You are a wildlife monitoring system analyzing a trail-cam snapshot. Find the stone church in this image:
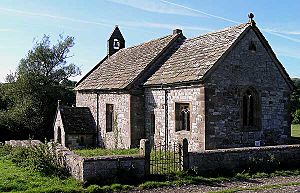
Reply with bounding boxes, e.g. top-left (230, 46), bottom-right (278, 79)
top-left (54, 14), bottom-right (294, 151)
